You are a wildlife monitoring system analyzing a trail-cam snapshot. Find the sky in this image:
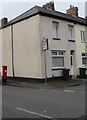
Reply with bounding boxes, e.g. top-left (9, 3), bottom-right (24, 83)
top-left (0, 0), bottom-right (87, 21)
